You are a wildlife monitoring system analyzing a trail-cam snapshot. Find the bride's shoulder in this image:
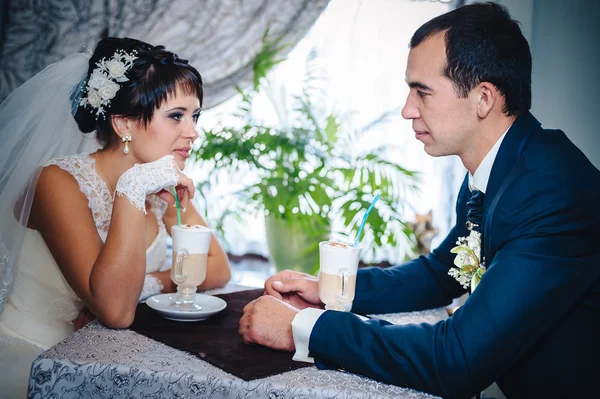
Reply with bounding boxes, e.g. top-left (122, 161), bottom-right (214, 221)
top-left (36, 155), bottom-right (95, 197)
top-left (42, 154), bottom-right (98, 189)
top-left (37, 161), bottom-right (83, 195)
top-left (45, 153), bottom-right (93, 172)
top-left (31, 156), bottom-right (98, 235)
